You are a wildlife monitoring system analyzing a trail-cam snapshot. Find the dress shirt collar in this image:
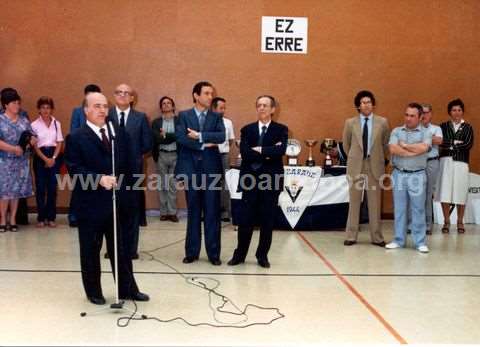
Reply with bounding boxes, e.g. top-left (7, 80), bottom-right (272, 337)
top-left (116, 106), bottom-right (130, 119)
top-left (258, 120), bottom-right (271, 133)
top-left (86, 120), bottom-right (108, 140)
